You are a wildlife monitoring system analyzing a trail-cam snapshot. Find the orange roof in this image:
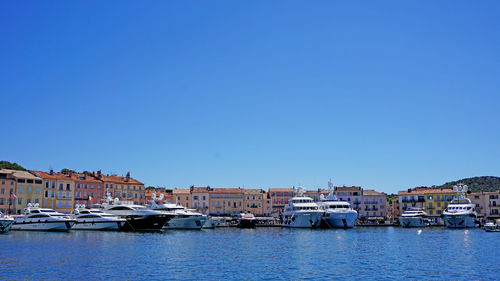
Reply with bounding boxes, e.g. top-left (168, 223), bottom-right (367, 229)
top-left (333, 186), bottom-right (362, 191)
top-left (191, 186), bottom-right (211, 193)
top-left (398, 188), bottom-right (455, 195)
top-left (31, 170), bottom-right (74, 181)
top-left (244, 189), bottom-right (265, 194)
top-left (172, 189), bottom-right (190, 194)
top-left (210, 188), bottom-right (244, 194)
top-left (98, 175), bottom-right (143, 185)
top-left (398, 188), bottom-right (430, 195)
top-left (69, 173), bottom-right (103, 183)
top-left (363, 189), bottom-right (385, 196)
top-left (268, 188), bottom-right (293, 192)
top-left (424, 189), bottom-right (455, 194)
